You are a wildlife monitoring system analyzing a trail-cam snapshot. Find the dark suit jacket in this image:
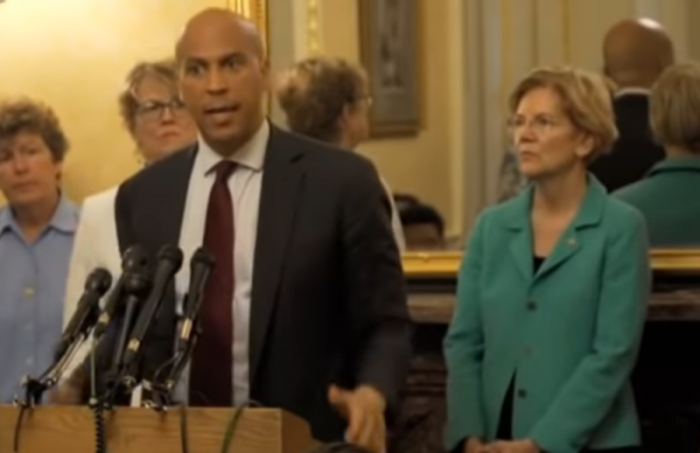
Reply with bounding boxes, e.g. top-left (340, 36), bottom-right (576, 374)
top-left (86, 124), bottom-right (411, 441)
top-left (589, 93), bottom-right (665, 192)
